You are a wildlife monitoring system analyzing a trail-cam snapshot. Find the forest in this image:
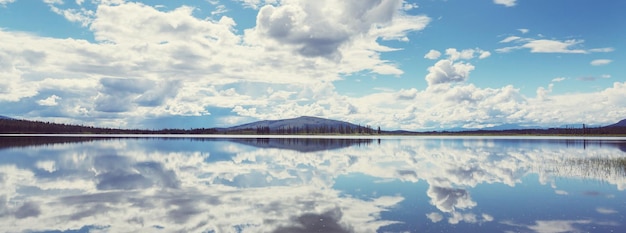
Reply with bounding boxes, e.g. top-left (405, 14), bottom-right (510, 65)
top-left (1, 118), bottom-right (625, 136)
